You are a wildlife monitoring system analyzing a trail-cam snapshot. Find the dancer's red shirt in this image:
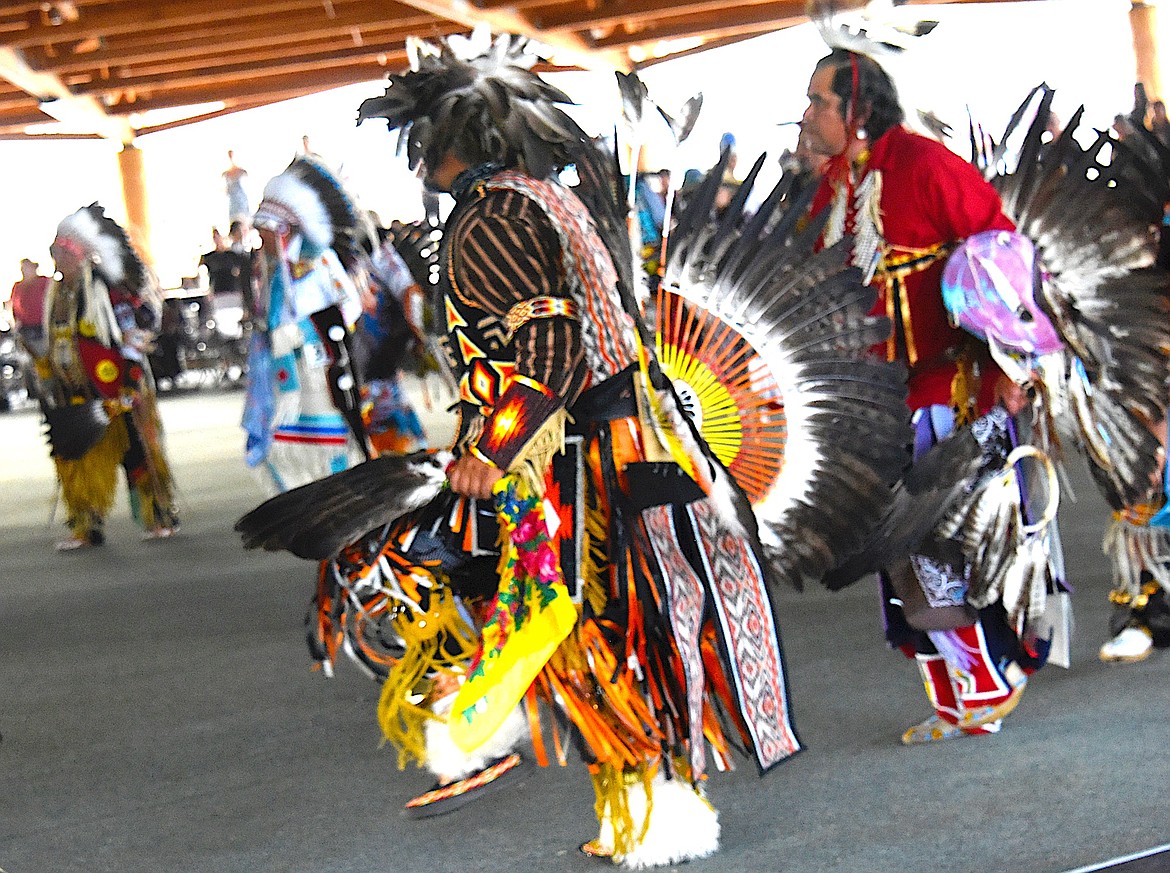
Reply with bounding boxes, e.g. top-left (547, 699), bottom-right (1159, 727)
top-left (812, 125), bottom-right (1015, 412)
